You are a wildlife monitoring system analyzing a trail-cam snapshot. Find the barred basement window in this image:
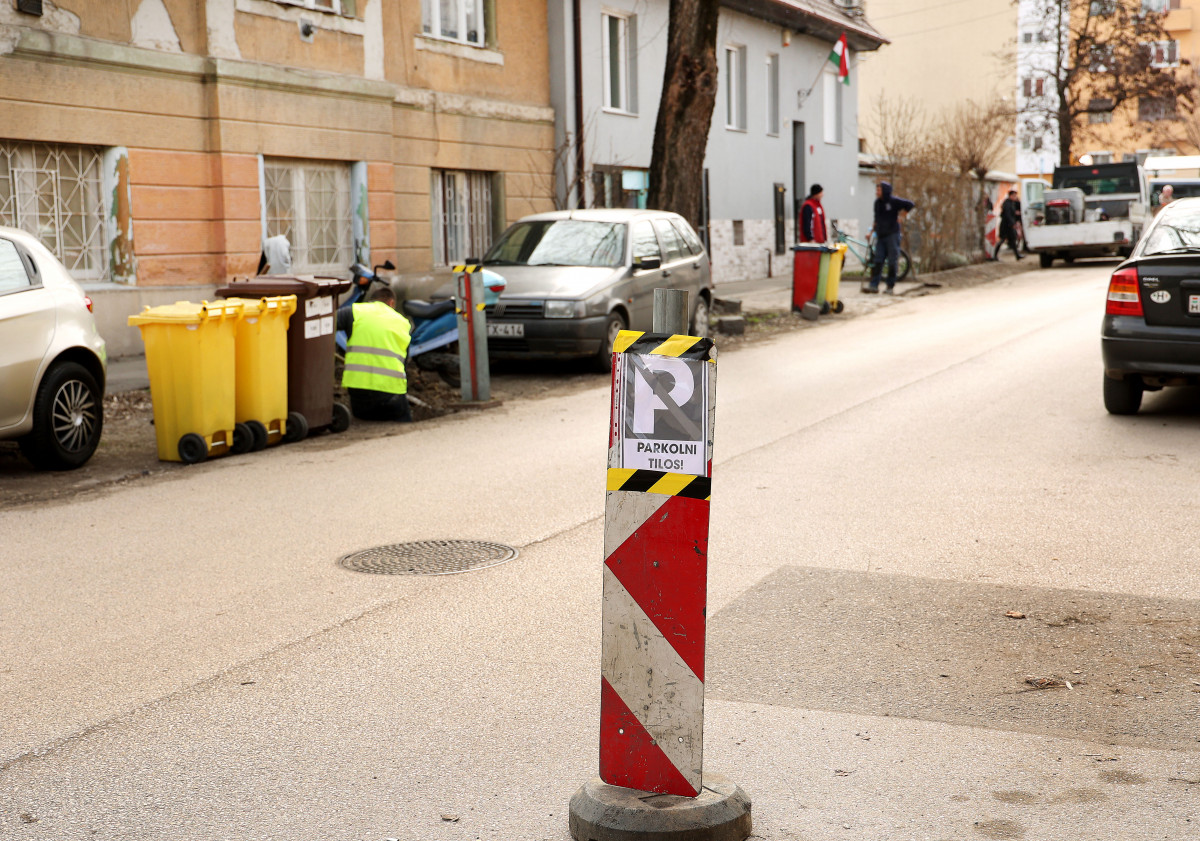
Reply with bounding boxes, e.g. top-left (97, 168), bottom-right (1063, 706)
top-left (263, 158), bottom-right (353, 274)
top-left (0, 141), bottom-right (107, 281)
top-left (432, 170), bottom-right (493, 266)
